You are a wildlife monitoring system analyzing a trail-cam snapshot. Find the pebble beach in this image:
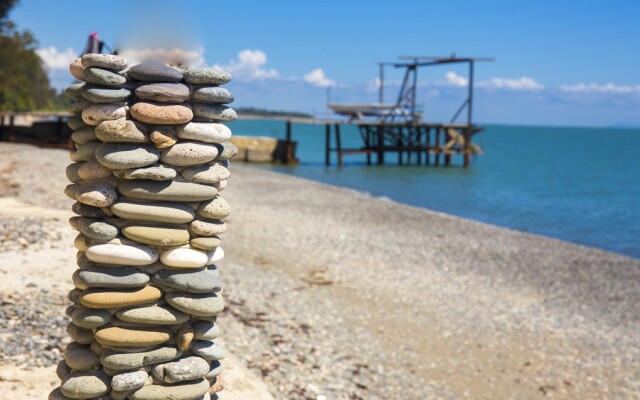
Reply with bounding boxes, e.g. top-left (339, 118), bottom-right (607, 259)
top-left (1, 142), bottom-right (639, 399)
